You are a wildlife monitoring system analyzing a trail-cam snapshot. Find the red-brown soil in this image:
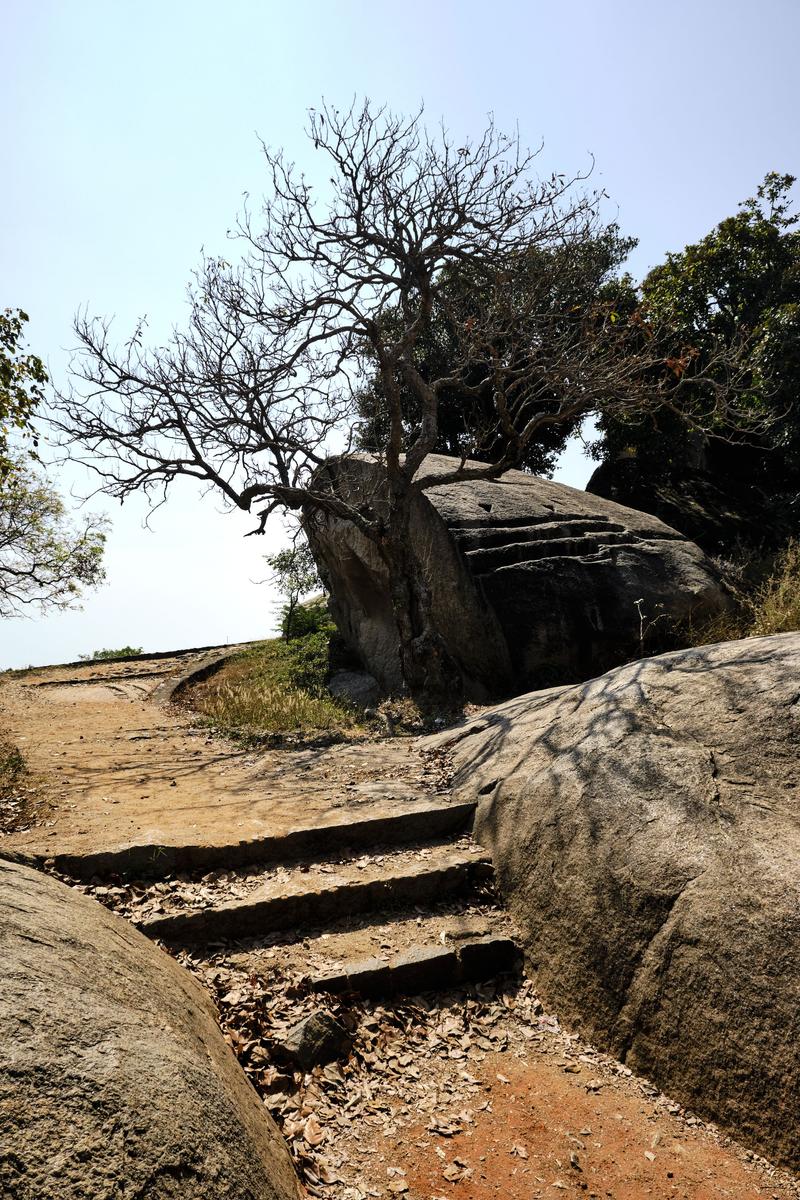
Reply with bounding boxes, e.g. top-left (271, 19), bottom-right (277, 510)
top-left (387, 1053), bottom-right (783, 1199)
top-left (1, 651), bottom-right (797, 1200)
